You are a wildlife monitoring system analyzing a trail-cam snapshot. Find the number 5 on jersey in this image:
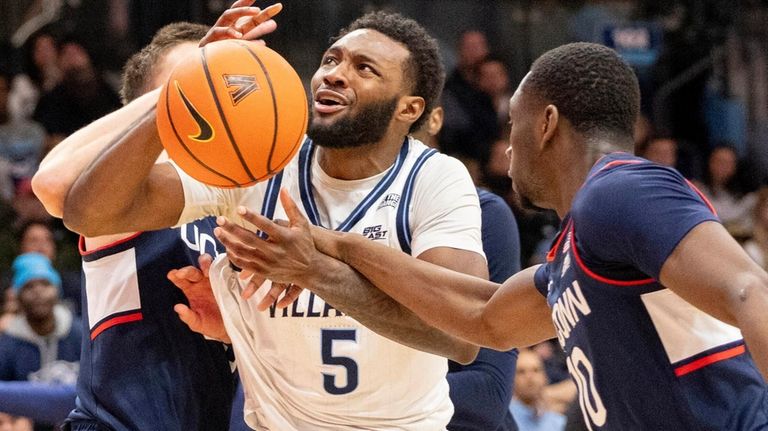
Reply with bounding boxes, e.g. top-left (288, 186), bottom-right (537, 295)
top-left (321, 329), bottom-right (359, 395)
